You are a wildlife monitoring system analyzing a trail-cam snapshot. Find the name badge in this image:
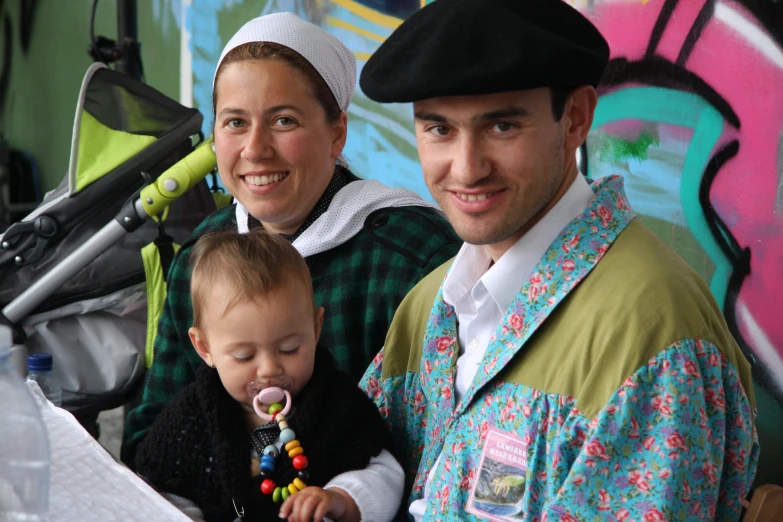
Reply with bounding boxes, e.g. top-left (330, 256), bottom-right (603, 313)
top-left (466, 426), bottom-right (529, 521)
